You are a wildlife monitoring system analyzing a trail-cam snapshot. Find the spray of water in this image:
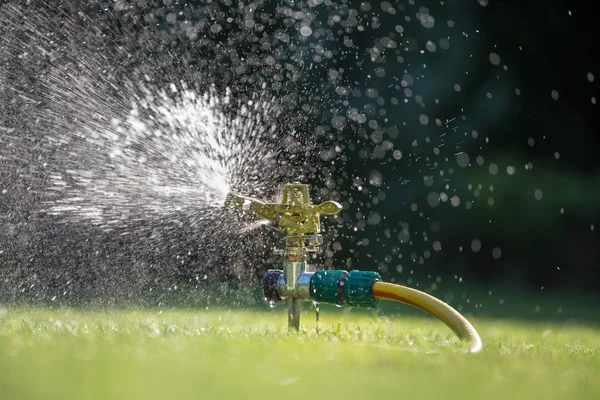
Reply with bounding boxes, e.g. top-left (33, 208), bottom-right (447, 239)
top-left (0, 1), bottom-right (317, 304)
top-left (1, 1), bottom-right (313, 237)
top-left (41, 83), bottom-right (286, 233)
top-left (1, 0), bottom-right (521, 308)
